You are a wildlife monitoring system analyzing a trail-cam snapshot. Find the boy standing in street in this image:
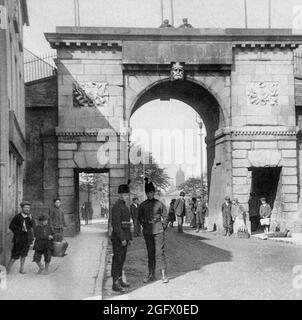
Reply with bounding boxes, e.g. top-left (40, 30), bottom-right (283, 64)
top-left (7, 201), bottom-right (34, 274)
top-left (49, 198), bottom-right (66, 241)
top-left (33, 214), bottom-right (54, 275)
